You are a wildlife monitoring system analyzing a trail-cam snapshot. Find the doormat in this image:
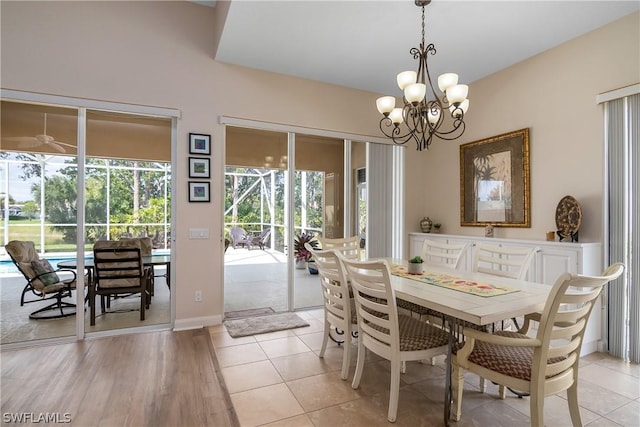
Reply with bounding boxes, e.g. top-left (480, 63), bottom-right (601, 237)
top-left (224, 312), bottom-right (310, 338)
top-left (224, 307), bottom-right (275, 320)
